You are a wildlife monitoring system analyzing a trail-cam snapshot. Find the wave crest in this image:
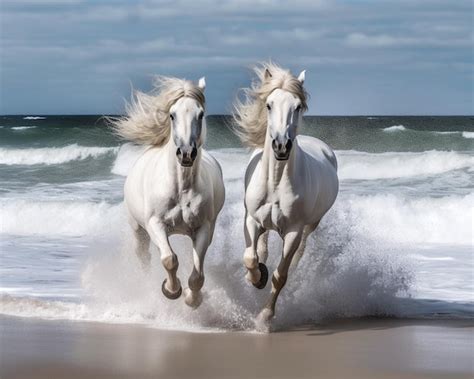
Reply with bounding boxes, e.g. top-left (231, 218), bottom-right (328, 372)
top-left (0, 201), bottom-right (124, 236)
top-left (338, 150), bottom-right (474, 180)
top-left (383, 125), bottom-right (406, 132)
top-left (0, 144), bottom-right (118, 165)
